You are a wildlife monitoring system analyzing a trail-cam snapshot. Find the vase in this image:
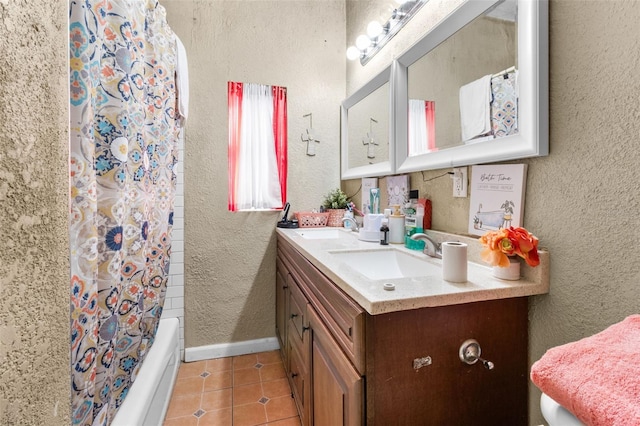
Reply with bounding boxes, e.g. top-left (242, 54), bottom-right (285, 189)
top-left (326, 209), bottom-right (345, 227)
top-left (492, 256), bottom-right (521, 280)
